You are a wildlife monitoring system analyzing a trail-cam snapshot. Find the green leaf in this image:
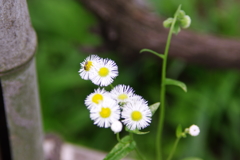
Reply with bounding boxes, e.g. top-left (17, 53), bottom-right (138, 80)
top-left (176, 124), bottom-right (182, 138)
top-left (165, 78), bottom-right (187, 92)
top-left (149, 102), bottom-right (160, 115)
top-left (140, 49), bottom-right (165, 59)
top-left (125, 127), bottom-right (149, 135)
top-left (104, 136), bottom-right (136, 160)
top-left (181, 157), bottom-right (203, 160)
